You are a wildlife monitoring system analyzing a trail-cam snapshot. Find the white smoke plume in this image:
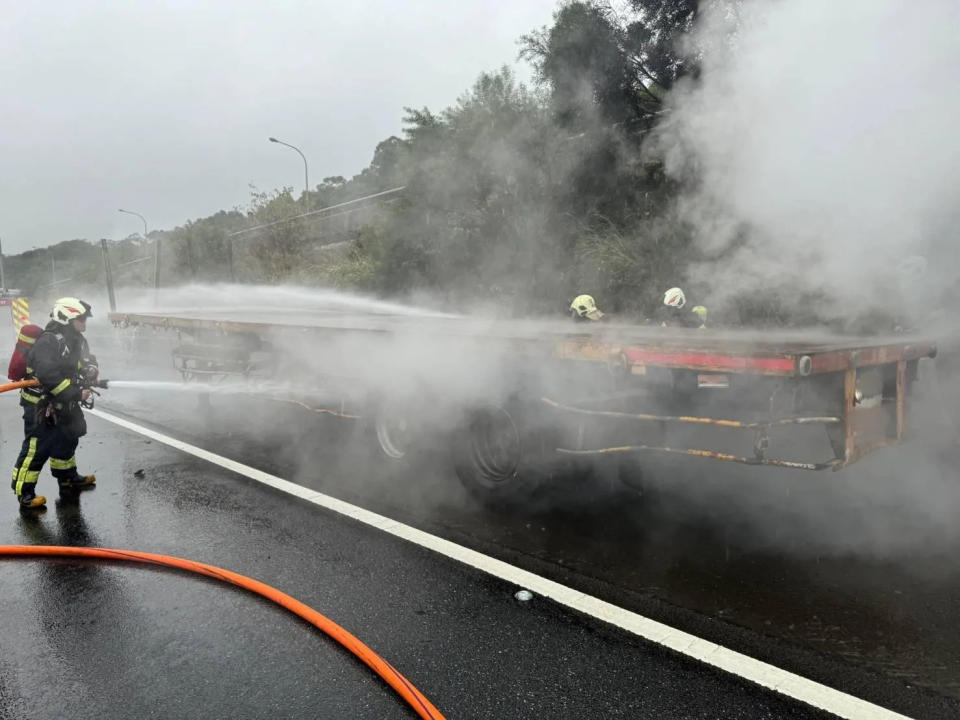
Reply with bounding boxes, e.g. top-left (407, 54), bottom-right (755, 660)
top-left (655, 0), bottom-right (960, 327)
